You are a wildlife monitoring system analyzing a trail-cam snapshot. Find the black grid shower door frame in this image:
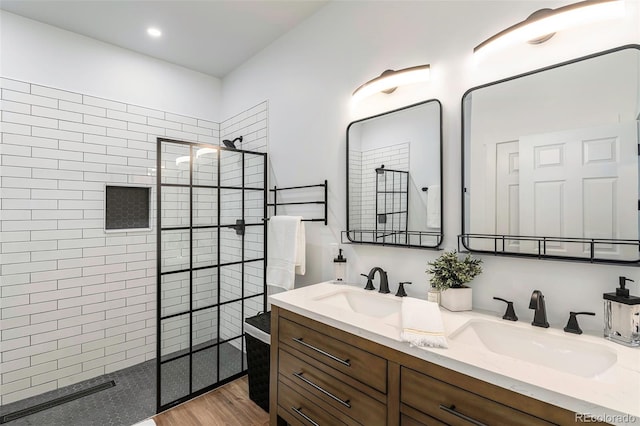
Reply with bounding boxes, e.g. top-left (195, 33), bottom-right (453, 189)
top-left (375, 168), bottom-right (409, 243)
top-left (155, 137), bottom-right (267, 413)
